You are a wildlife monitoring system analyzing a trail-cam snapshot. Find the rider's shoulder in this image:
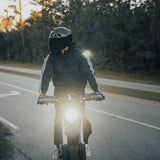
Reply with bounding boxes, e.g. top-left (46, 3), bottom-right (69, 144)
top-left (43, 53), bottom-right (55, 63)
top-left (69, 43), bottom-right (82, 55)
